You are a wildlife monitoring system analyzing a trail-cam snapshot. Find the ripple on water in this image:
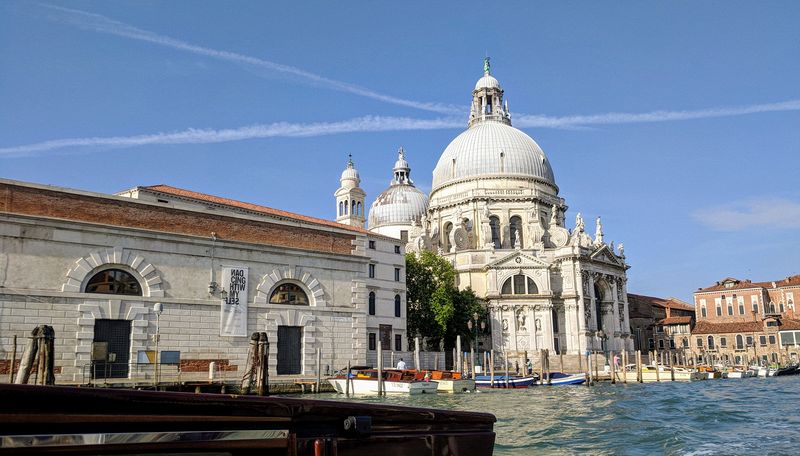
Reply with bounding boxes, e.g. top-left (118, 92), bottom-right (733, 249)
top-left (311, 376), bottom-right (800, 455)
